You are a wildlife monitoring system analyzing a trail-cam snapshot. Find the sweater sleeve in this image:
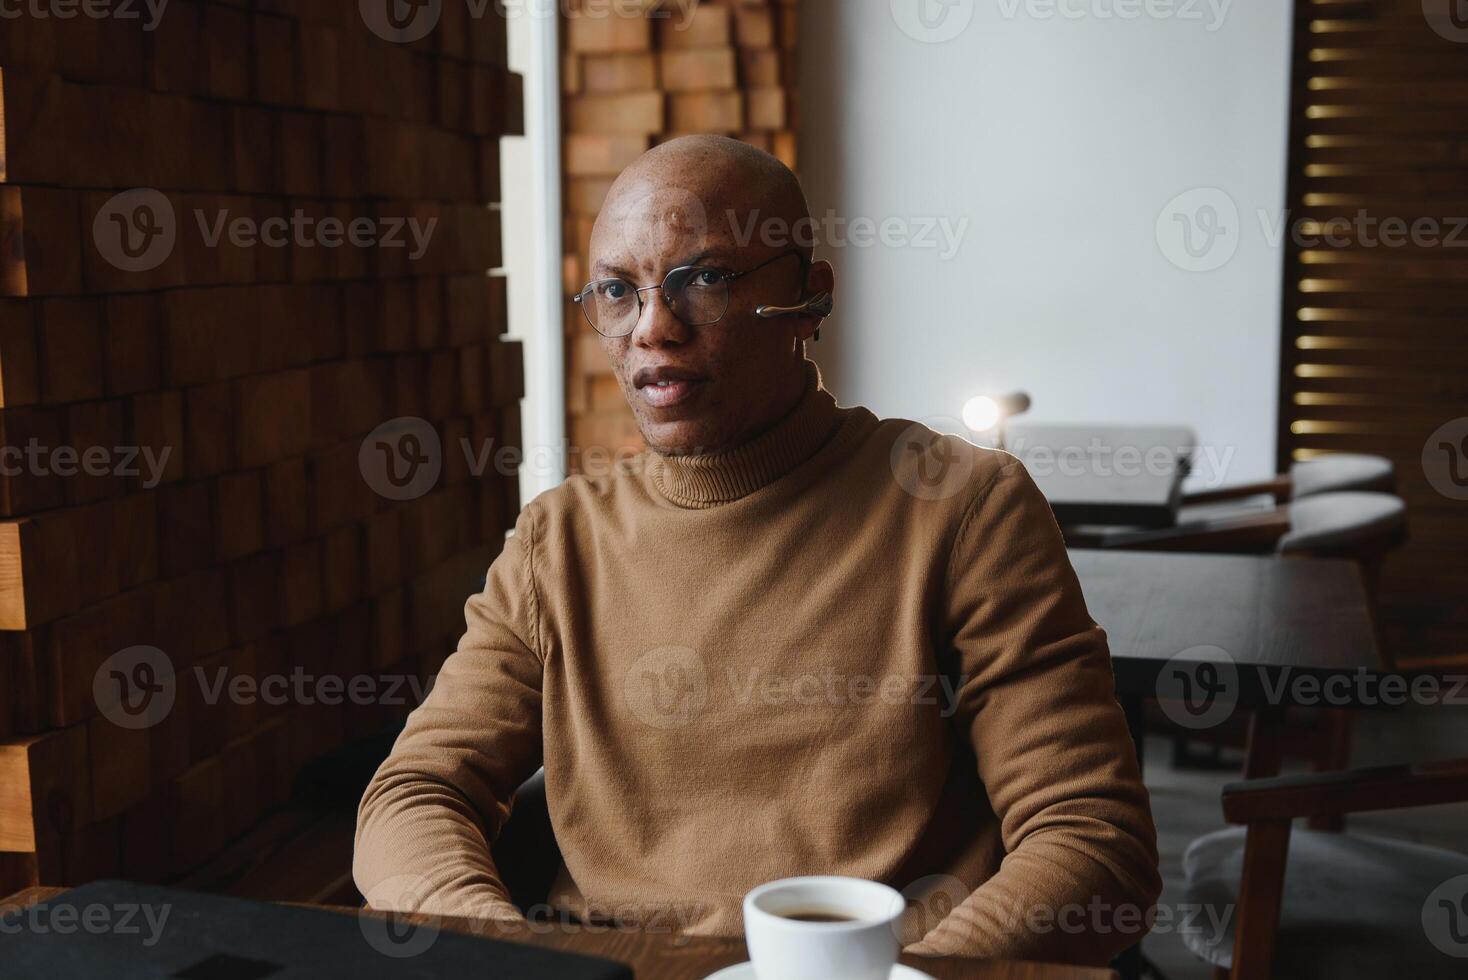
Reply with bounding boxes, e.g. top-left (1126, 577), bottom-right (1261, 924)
top-left (909, 459), bottom-right (1162, 966)
top-left (353, 505), bottom-right (546, 921)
